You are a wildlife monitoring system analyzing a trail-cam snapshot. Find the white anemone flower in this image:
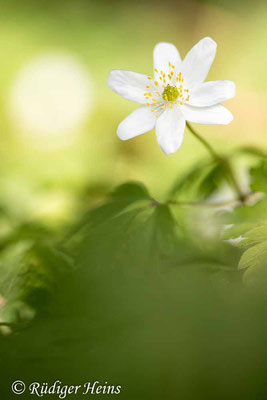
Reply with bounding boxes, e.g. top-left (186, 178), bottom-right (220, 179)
top-left (108, 37), bottom-right (235, 155)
